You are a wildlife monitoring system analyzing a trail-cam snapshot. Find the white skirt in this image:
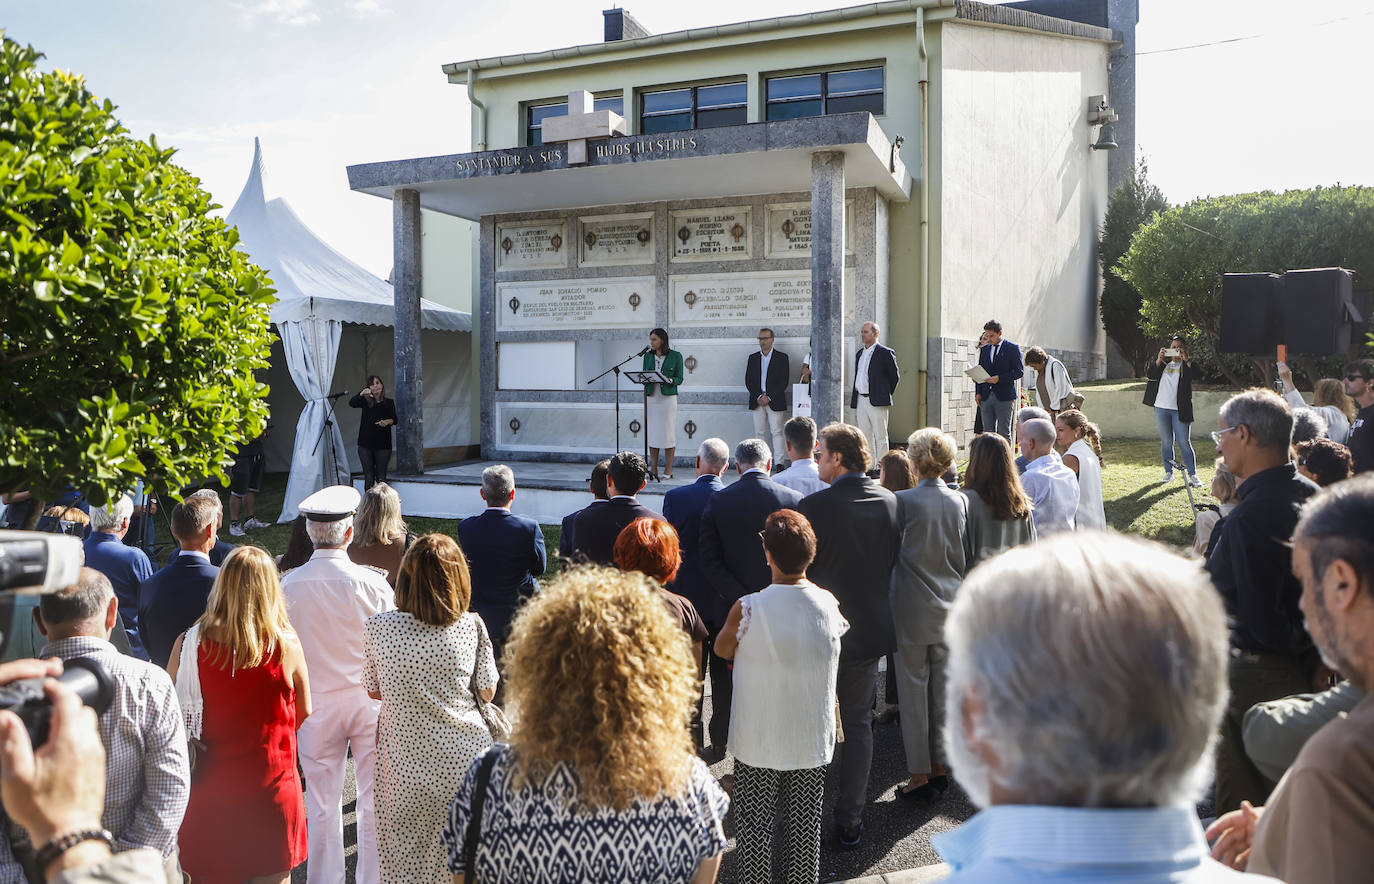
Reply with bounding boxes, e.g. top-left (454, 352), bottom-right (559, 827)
top-left (646, 393), bottom-right (677, 449)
